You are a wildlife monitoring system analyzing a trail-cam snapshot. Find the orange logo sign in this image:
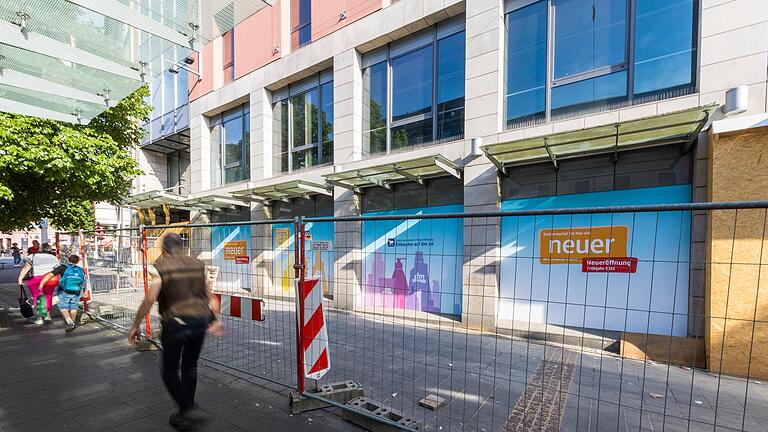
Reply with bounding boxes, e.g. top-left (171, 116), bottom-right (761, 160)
top-left (223, 240), bottom-right (247, 260)
top-left (539, 226), bottom-right (628, 264)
